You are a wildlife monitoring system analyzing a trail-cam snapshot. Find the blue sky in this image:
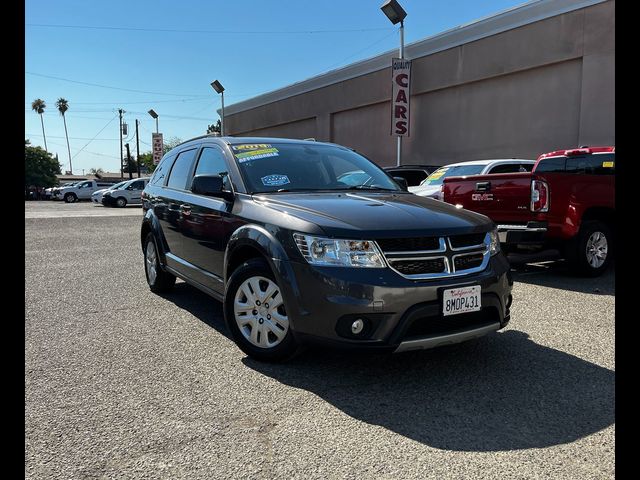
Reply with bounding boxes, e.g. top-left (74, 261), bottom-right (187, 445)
top-left (26, 0), bottom-right (525, 174)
